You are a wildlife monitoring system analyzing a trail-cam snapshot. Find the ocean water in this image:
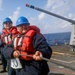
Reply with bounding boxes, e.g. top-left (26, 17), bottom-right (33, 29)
top-left (44, 32), bottom-right (71, 46)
